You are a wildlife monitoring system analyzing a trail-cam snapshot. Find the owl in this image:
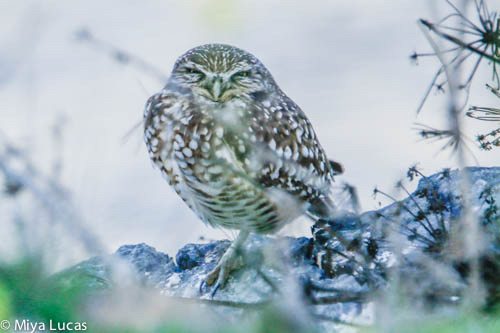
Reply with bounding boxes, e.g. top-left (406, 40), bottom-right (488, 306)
top-left (144, 44), bottom-right (342, 291)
